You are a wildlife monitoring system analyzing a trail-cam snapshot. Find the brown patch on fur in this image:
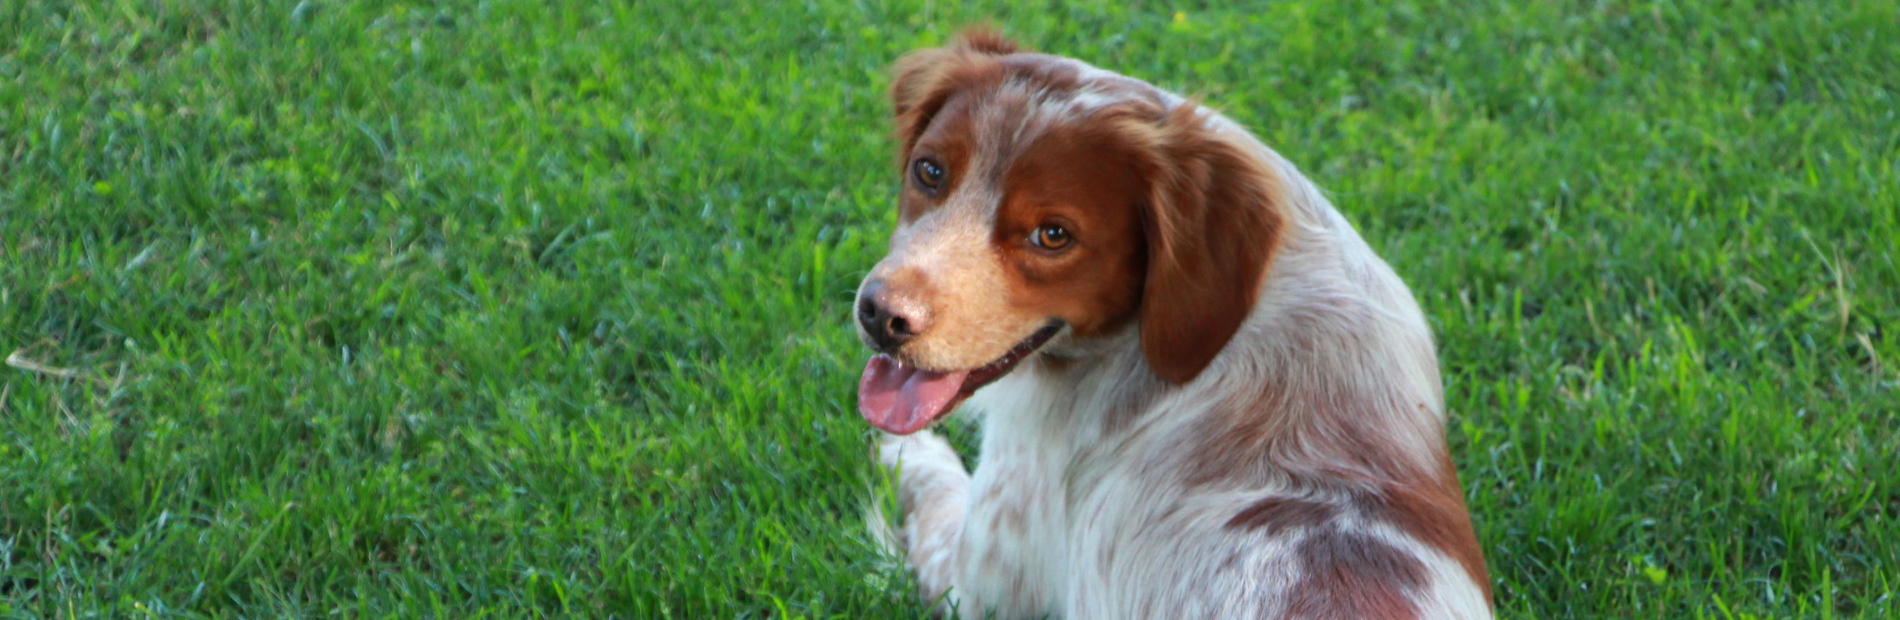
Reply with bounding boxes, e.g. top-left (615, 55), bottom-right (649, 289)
top-left (1283, 528), bottom-right (1427, 620)
top-left (993, 120), bottom-right (1151, 338)
top-left (1358, 453), bottom-right (1493, 603)
top-left (893, 95), bottom-right (979, 224)
top-left (1225, 496), bottom-right (1336, 532)
top-left (1190, 377), bottom-right (1492, 601)
top-left (1120, 103), bottom-right (1286, 384)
